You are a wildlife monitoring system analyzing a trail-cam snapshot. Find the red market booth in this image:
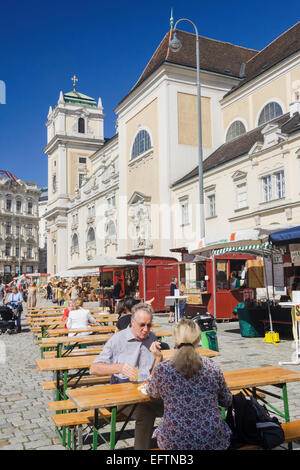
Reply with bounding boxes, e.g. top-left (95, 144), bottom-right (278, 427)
top-left (182, 229), bottom-right (277, 320)
top-left (177, 252), bottom-right (256, 320)
top-left (117, 255), bottom-right (179, 312)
